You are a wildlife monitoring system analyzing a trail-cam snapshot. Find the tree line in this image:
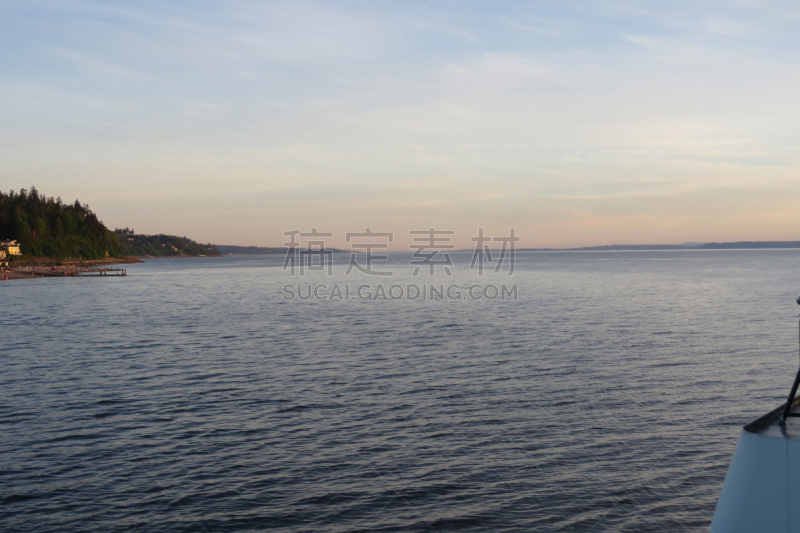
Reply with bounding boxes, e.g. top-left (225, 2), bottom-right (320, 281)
top-left (0, 188), bottom-right (221, 260)
top-left (115, 229), bottom-right (220, 257)
top-left (0, 187), bottom-right (120, 260)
